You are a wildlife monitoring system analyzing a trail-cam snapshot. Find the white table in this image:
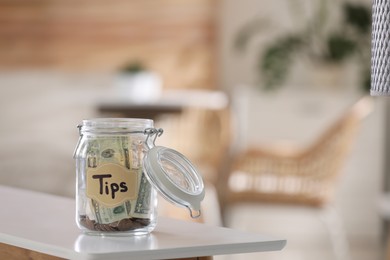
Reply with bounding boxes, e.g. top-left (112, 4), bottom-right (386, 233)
top-left (0, 185), bottom-right (286, 259)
